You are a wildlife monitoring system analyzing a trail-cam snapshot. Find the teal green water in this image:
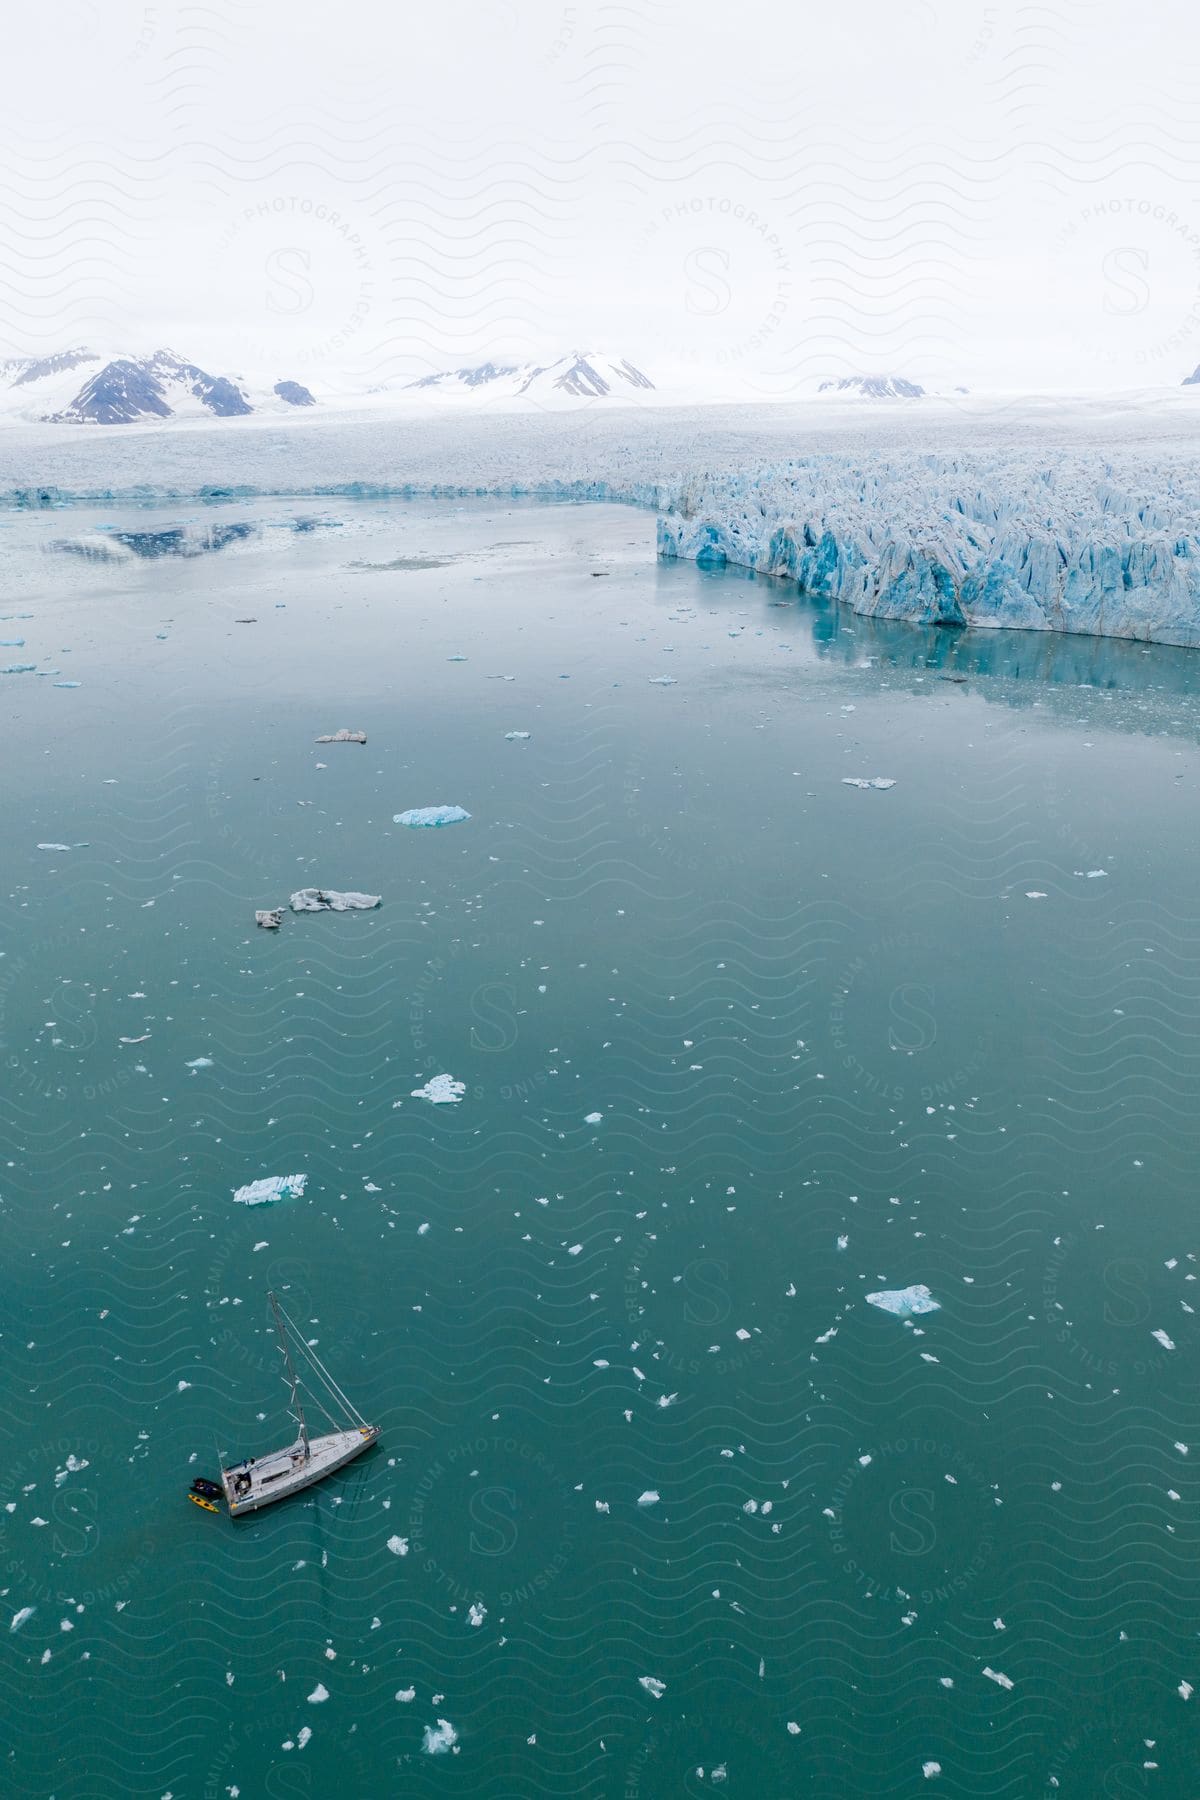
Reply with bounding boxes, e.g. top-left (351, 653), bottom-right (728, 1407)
top-left (2, 498), bottom-right (1200, 1797)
